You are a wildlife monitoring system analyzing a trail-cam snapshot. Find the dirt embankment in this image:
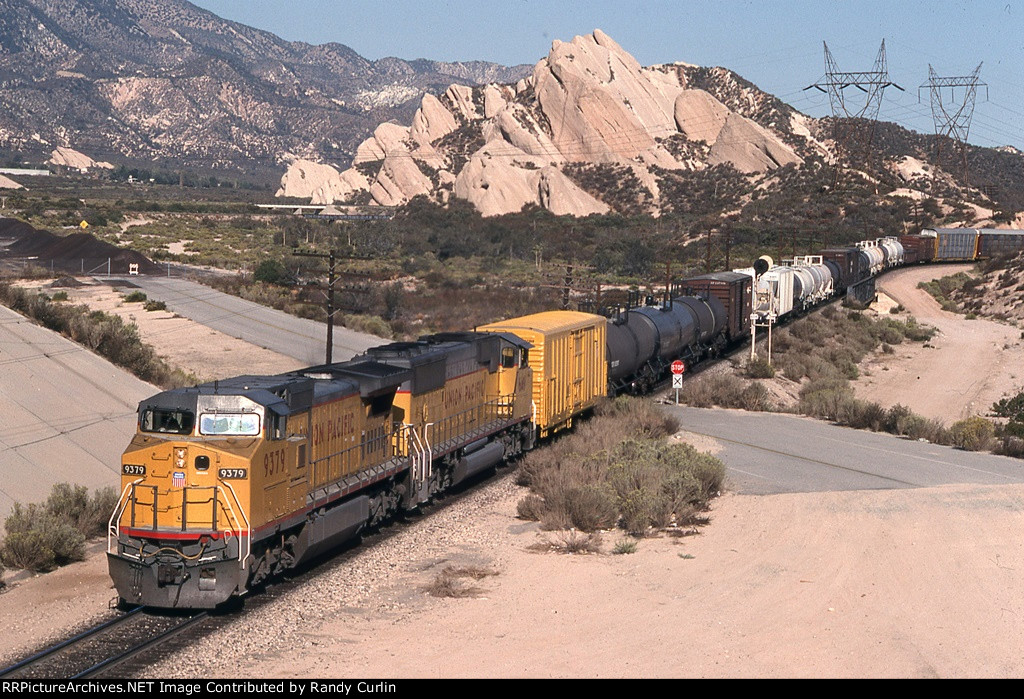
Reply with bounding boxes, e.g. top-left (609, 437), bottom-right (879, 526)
top-left (853, 264), bottom-right (1024, 422)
